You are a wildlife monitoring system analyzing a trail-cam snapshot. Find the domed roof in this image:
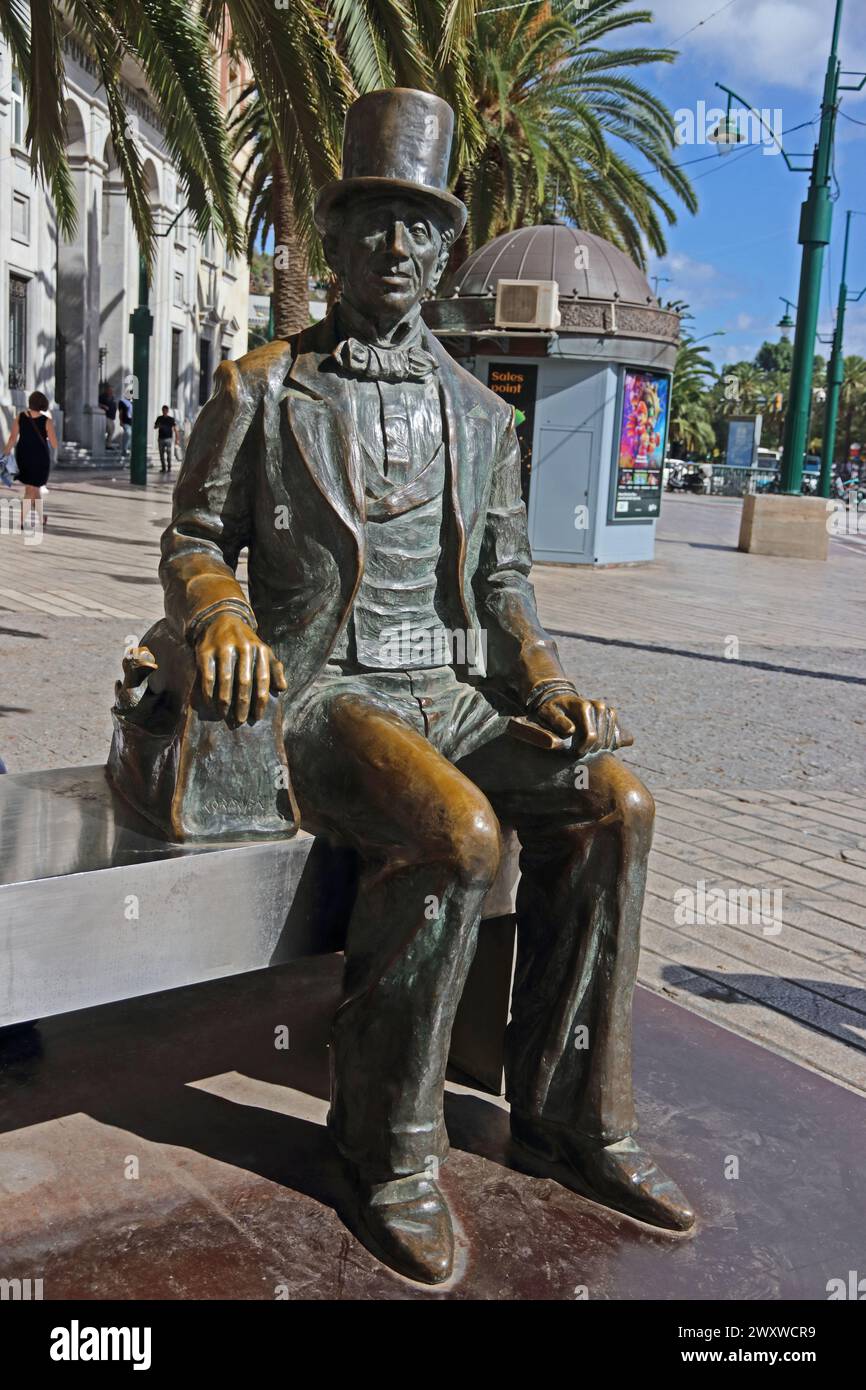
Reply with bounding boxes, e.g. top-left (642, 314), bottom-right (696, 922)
top-left (446, 222), bottom-right (657, 306)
